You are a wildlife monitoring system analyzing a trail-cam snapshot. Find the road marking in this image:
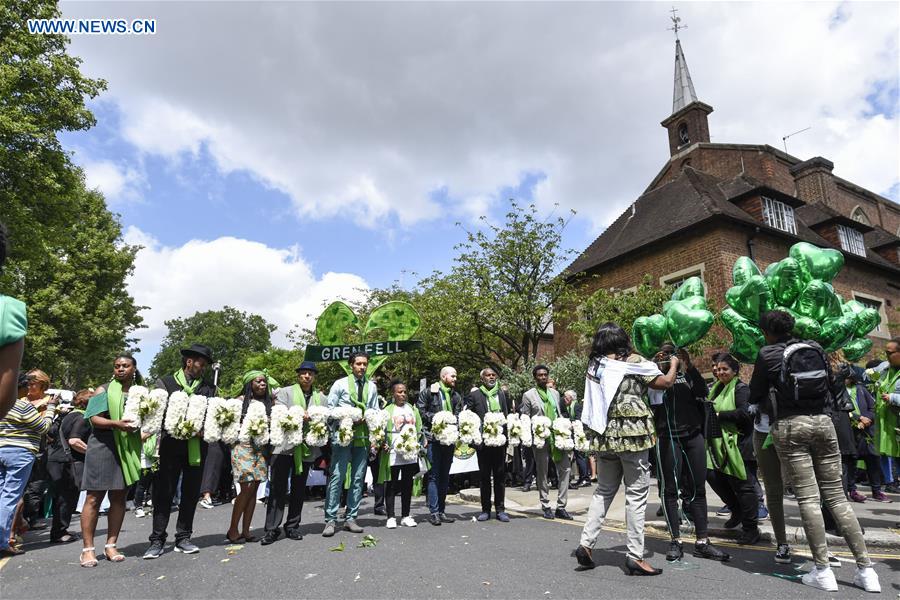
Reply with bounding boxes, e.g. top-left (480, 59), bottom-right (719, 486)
top-left (0, 556), bottom-right (9, 572)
